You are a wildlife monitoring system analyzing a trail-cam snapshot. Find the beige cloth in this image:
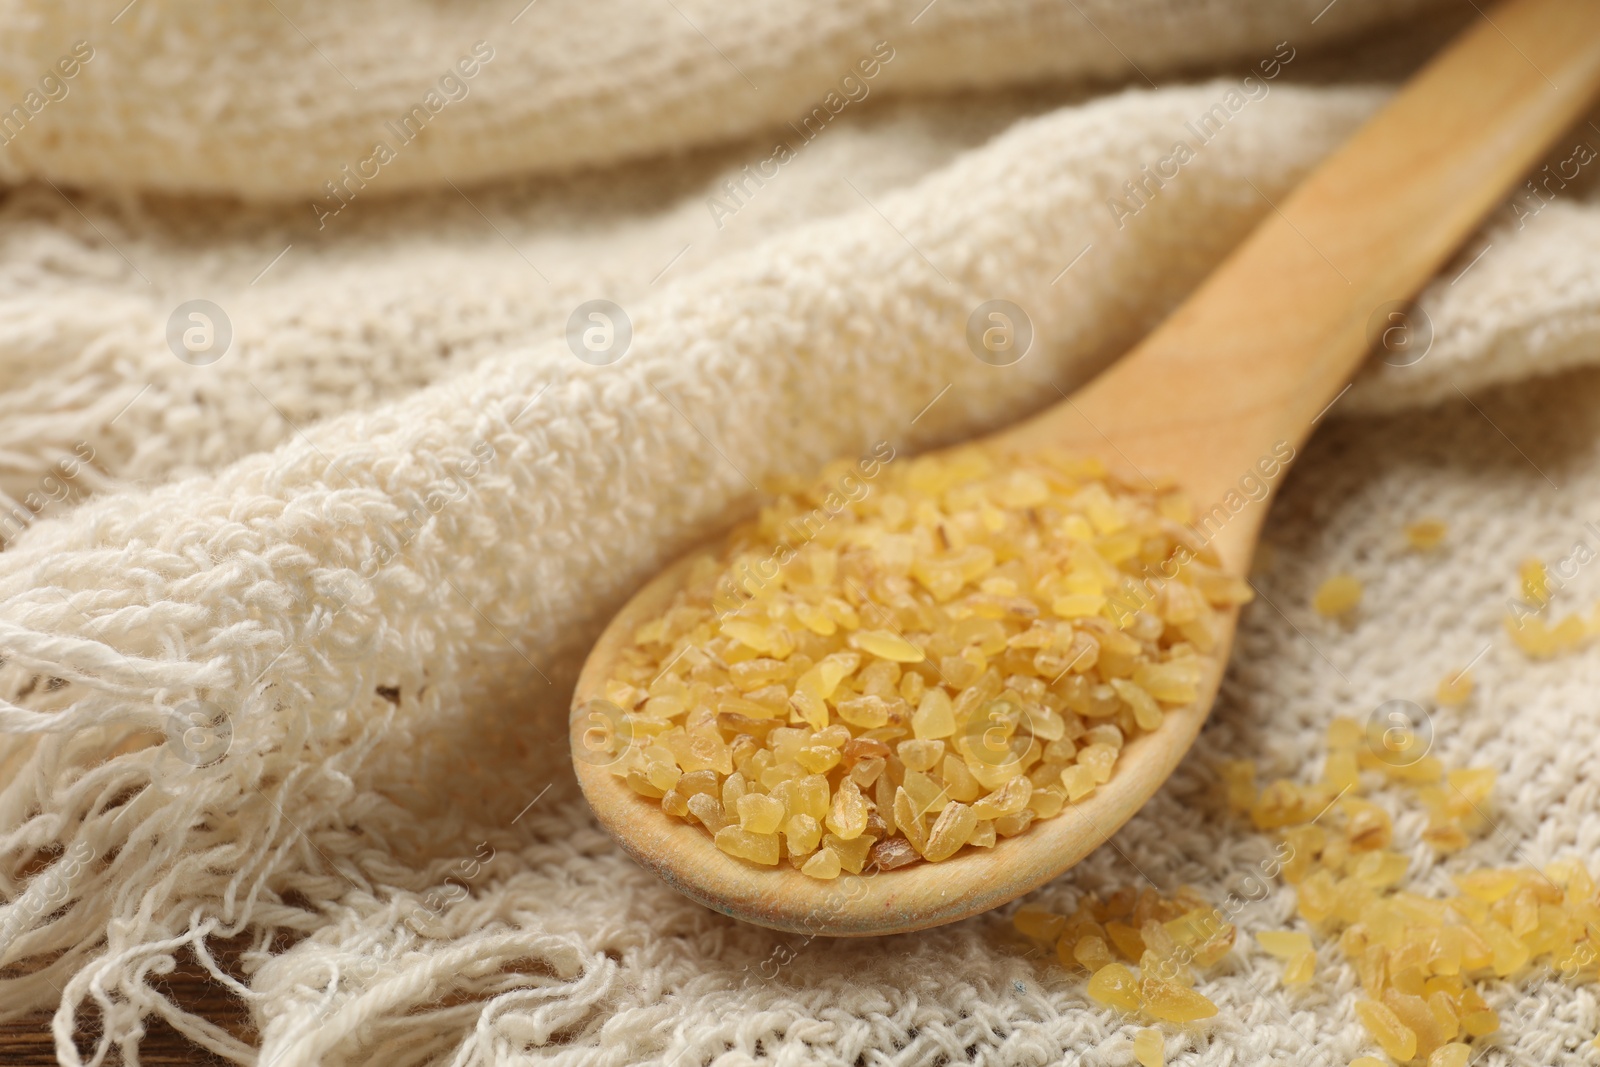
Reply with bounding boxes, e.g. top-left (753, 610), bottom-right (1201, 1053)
top-left (2, 1), bottom-right (1600, 1064)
